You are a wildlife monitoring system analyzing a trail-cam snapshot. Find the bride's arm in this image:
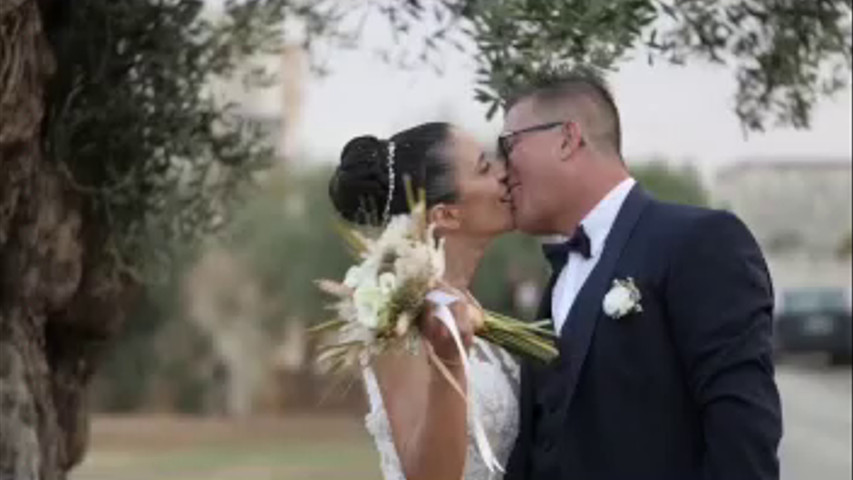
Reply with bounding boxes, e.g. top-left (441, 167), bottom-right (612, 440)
top-left (372, 301), bottom-right (473, 480)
